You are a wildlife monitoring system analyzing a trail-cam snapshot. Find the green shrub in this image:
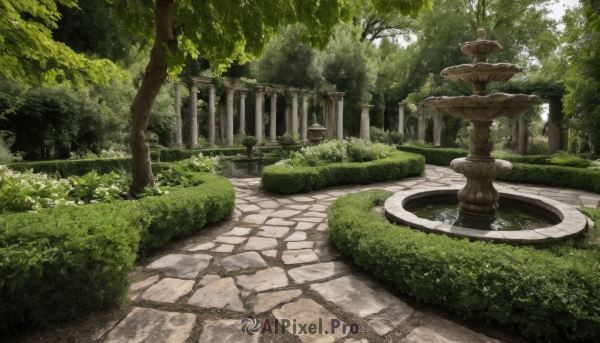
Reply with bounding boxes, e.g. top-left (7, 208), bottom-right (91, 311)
top-left (159, 146), bottom-right (302, 162)
top-left (150, 150), bottom-right (161, 162)
top-left (242, 136), bottom-right (258, 146)
top-left (550, 151), bottom-right (590, 168)
top-left (328, 190), bottom-right (600, 342)
top-left (0, 172), bottom-right (234, 335)
top-left (8, 158), bottom-right (132, 177)
top-left (397, 145), bottom-right (468, 165)
top-left (499, 163), bottom-right (600, 193)
top-left (262, 151), bottom-right (424, 194)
